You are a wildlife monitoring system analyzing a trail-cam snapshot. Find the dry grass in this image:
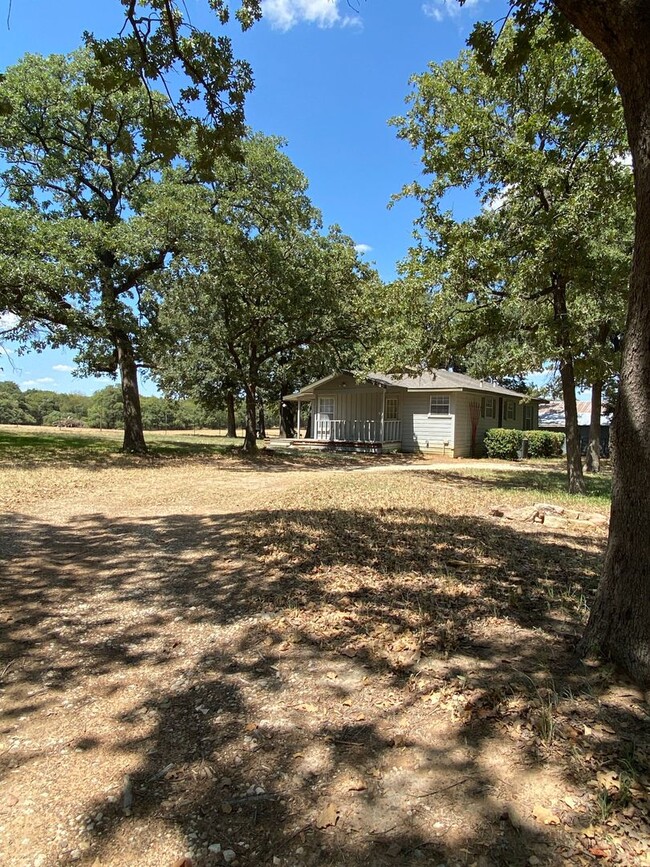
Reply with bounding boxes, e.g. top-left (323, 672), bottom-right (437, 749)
top-left (2, 428), bottom-right (648, 867)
